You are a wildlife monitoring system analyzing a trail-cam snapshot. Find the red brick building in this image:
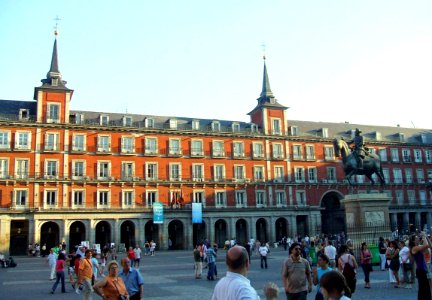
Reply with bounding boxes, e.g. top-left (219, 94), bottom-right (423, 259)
top-left (1, 36), bottom-right (432, 255)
